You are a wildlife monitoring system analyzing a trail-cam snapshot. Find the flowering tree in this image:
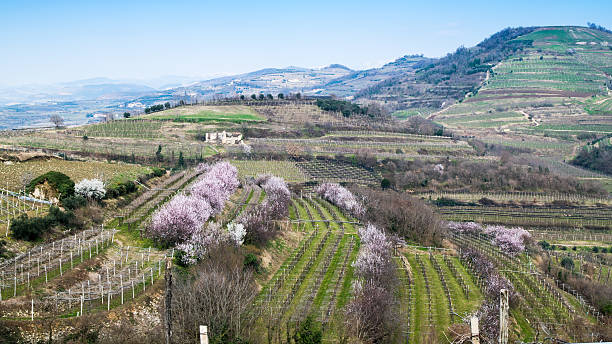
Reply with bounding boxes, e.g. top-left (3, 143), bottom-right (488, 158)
top-left (74, 178), bottom-right (106, 200)
top-left (149, 161), bottom-right (242, 262)
top-left (447, 221), bottom-right (483, 234)
top-left (191, 179), bottom-right (228, 215)
top-left (484, 225), bottom-right (532, 255)
top-left (316, 183), bottom-right (364, 217)
top-left (261, 176), bottom-right (291, 215)
top-left (191, 161), bottom-right (240, 214)
top-left (176, 222), bottom-right (229, 265)
top-left (227, 222), bottom-right (246, 246)
top-left (240, 142), bottom-right (252, 155)
top-left (449, 222), bottom-right (532, 255)
top-left (205, 161), bottom-right (240, 192)
top-left (149, 194), bottom-right (212, 246)
top-left (460, 247), bottom-right (516, 342)
top-left (347, 223), bottom-right (397, 342)
top-left (240, 175), bottom-right (291, 245)
top-left (353, 224), bottom-right (394, 284)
